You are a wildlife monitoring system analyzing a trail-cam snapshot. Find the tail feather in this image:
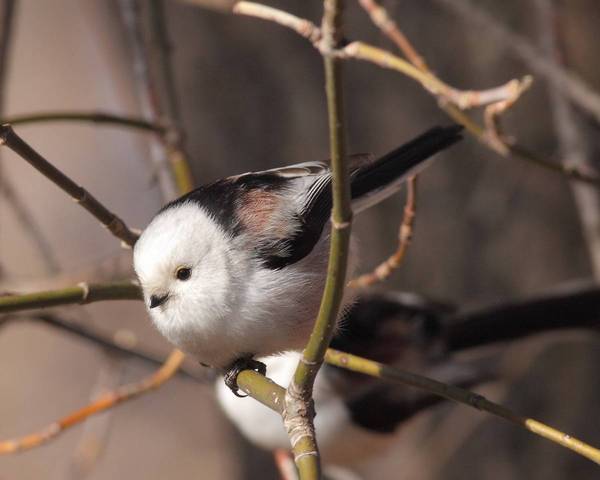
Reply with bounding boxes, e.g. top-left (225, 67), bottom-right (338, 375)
top-left (351, 125), bottom-right (462, 212)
